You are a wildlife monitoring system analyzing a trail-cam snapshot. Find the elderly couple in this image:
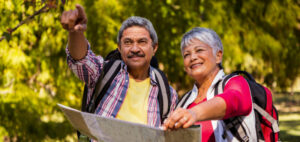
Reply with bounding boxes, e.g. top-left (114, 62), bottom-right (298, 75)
top-left (61, 5), bottom-right (255, 142)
